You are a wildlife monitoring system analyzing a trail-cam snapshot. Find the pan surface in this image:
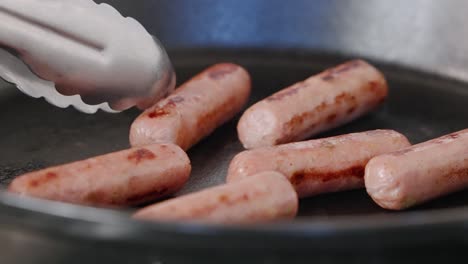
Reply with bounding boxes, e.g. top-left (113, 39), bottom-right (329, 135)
top-left (1, 50), bottom-right (468, 264)
top-left (2, 0), bottom-right (468, 263)
top-left (1, 50), bottom-right (468, 213)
